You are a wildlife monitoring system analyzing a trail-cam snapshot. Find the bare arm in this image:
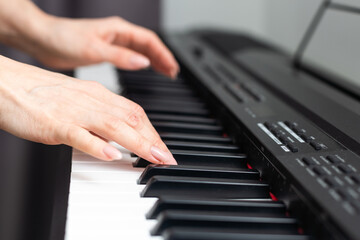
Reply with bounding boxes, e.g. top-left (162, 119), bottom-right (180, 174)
top-left (0, 0), bottom-right (178, 164)
top-left (0, 0), bottom-right (179, 77)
